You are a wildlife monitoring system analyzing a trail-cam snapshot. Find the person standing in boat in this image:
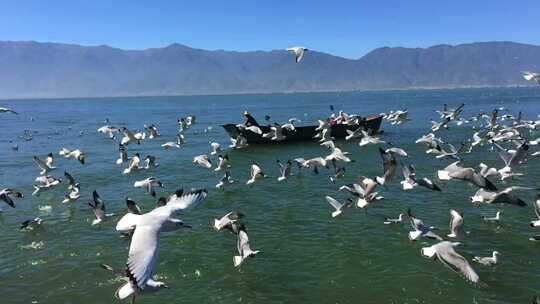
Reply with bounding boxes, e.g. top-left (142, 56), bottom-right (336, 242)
top-left (243, 111), bottom-right (260, 127)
